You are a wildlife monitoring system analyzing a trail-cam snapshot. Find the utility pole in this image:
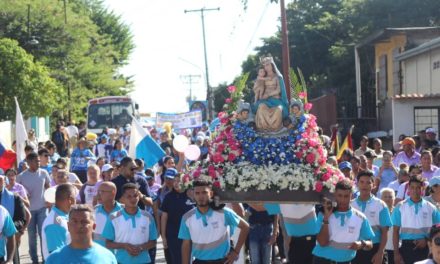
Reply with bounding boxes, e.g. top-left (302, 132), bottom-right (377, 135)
top-left (280, 0), bottom-right (291, 101)
top-left (62, 0), bottom-right (71, 121)
top-left (180, 74), bottom-right (201, 102)
top-left (184, 7), bottom-right (220, 121)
